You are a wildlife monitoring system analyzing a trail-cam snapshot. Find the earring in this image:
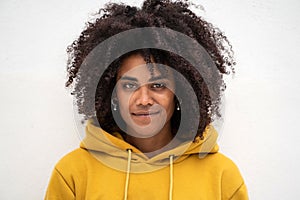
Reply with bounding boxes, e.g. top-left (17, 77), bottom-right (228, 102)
top-left (176, 98), bottom-right (182, 111)
top-left (111, 98), bottom-right (118, 111)
top-left (176, 103), bottom-right (180, 111)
